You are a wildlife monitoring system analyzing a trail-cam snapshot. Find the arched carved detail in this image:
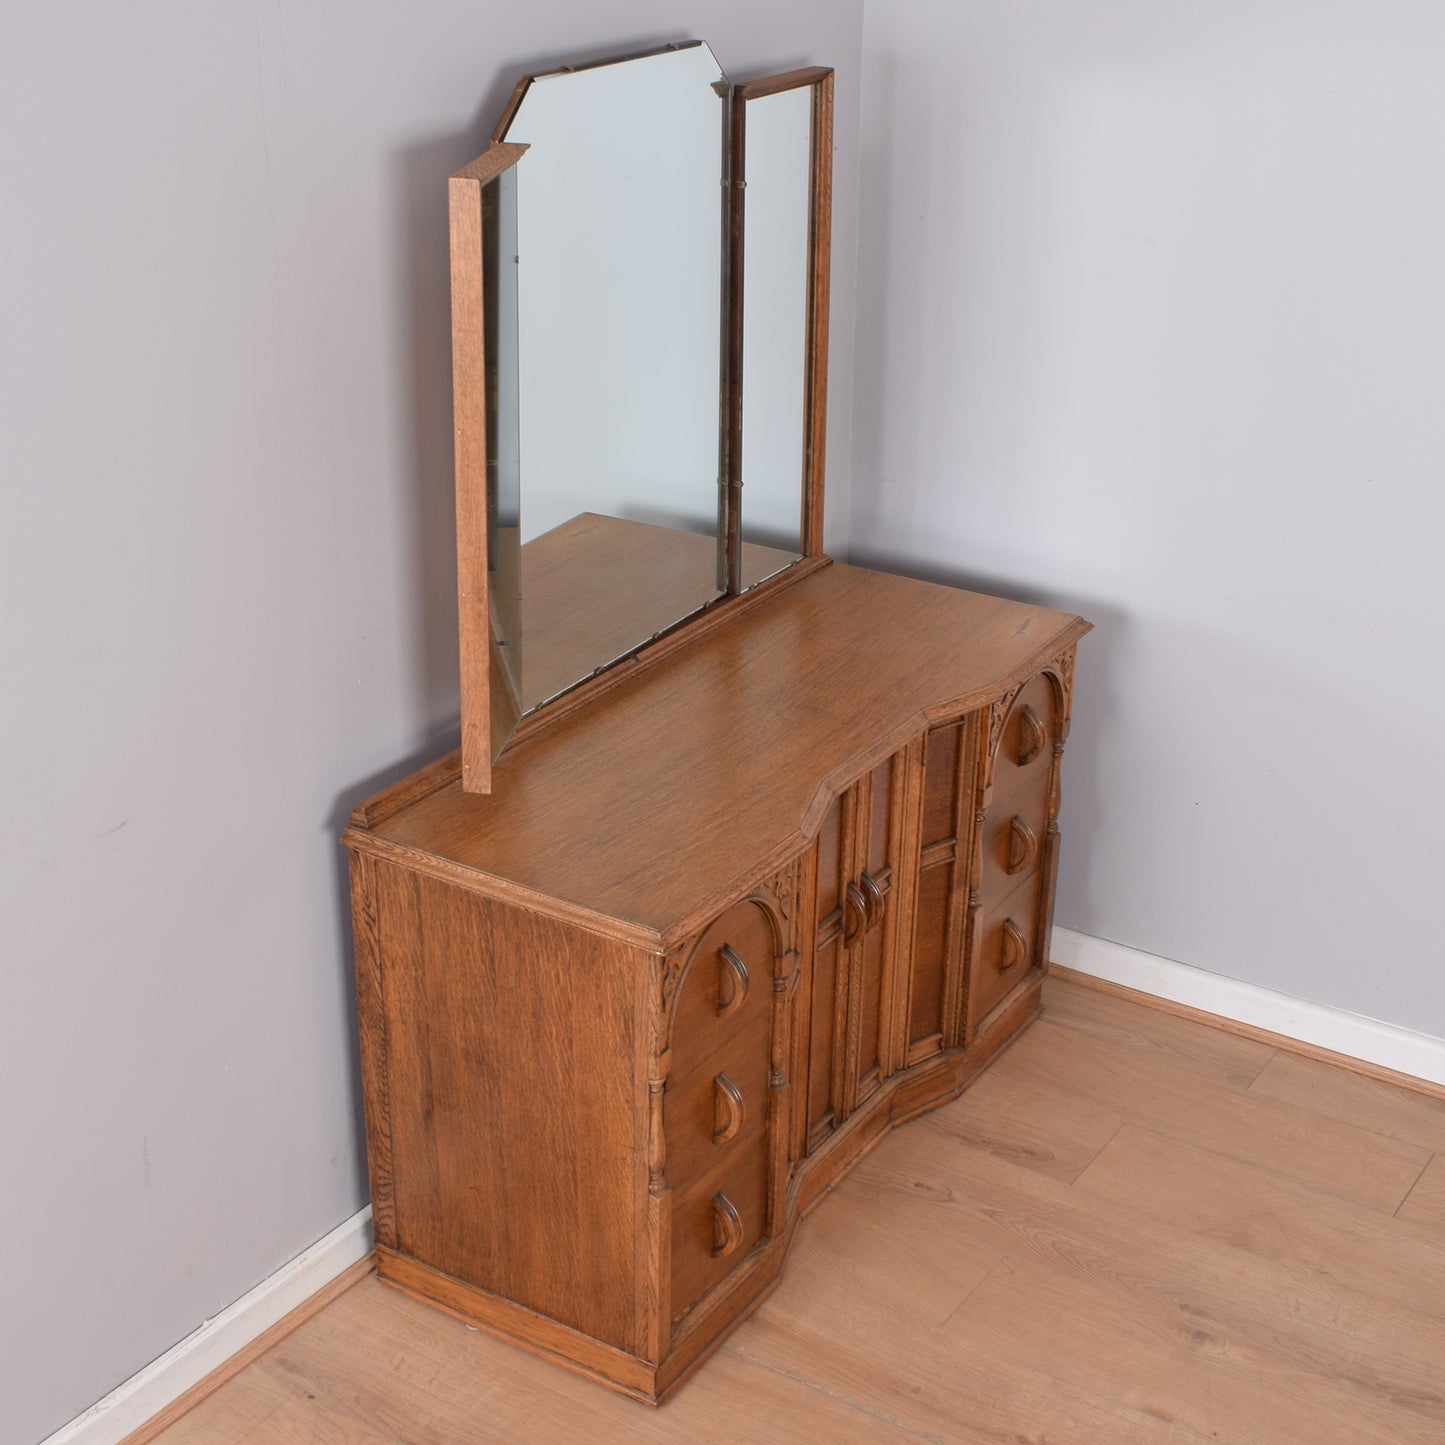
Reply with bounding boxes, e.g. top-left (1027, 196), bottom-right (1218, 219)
top-left (986, 679), bottom-right (1027, 761)
top-left (660, 874), bottom-right (792, 1054)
